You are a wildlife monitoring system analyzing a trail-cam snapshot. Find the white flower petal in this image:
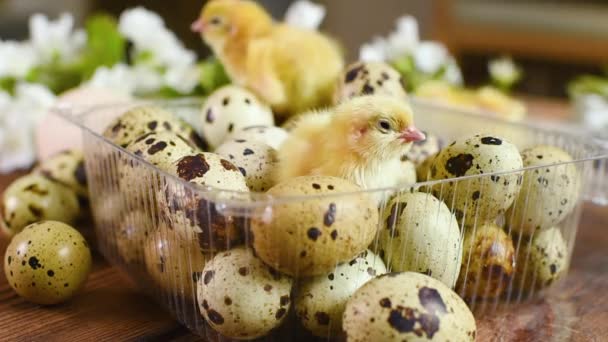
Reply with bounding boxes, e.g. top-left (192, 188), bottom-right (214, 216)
top-left (0, 84), bottom-right (56, 173)
top-left (0, 40), bottom-right (39, 78)
top-left (359, 37), bottom-right (388, 62)
top-left (132, 65), bottom-right (164, 93)
top-left (385, 15), bottom-right (419, 60)
top-left (29, 13), bottom-right (84, 62)
top-left (444, 58), bottom-right (463, 86)
top-left (413, 41), bottom-right (448, 74)
top-left (284, 0), bottom-right (326, 30)
top-left (165, 64), bottom-right (201, 94)
top-left (87, 64), bottom-right (138, 95)
top-left (119, 7), bottom-right (196, 68)
top-left (14, 83), bottom-right (57, 111)
top-left (489, 57), bottom-right (520, 83)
